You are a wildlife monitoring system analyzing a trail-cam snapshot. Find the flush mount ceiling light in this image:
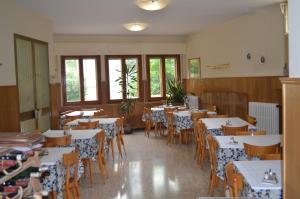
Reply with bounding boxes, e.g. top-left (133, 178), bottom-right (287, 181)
top-left (123, 22), bottom-right (148, 31)
top-left (136, 0), bottom-right (170, 11)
